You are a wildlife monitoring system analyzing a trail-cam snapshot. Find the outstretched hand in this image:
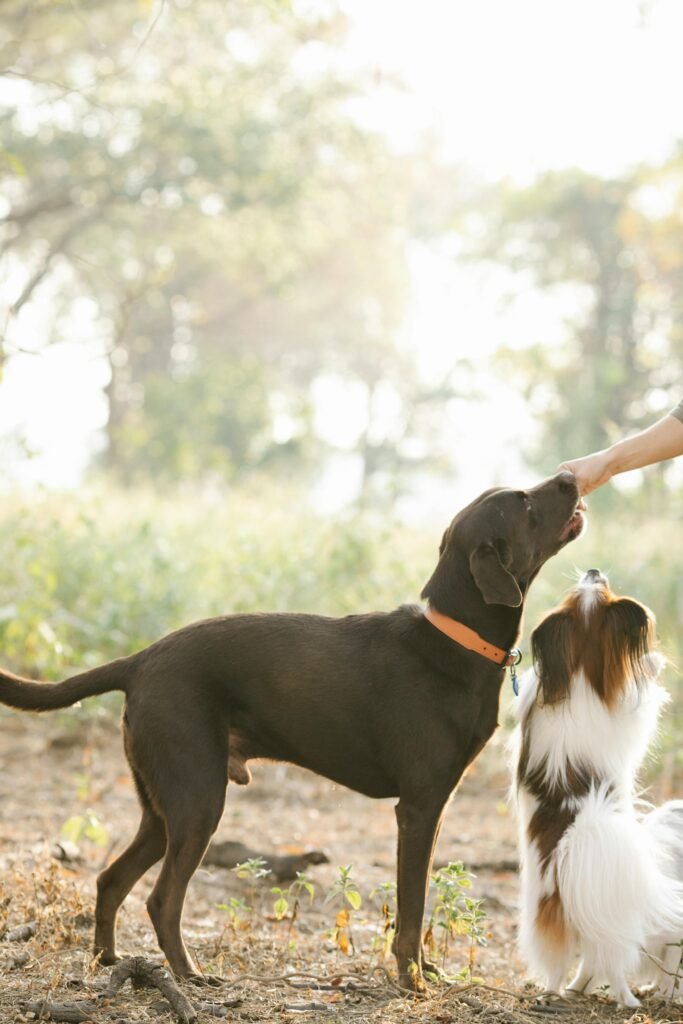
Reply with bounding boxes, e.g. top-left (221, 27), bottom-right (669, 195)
top-left (558, 451), bottom-right (613, 496)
